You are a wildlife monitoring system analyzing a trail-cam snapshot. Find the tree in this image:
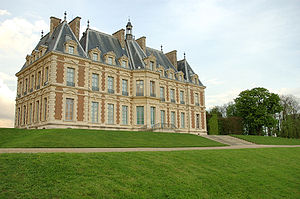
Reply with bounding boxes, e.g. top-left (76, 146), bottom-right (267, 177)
top-left (226, 102), bottom-right (238, 117)
top-left (234, 87), bottom-right (282, 135)
top-left (208, 113), bottom-right (219, 135)
top-left (279, 95), bottom-right (300, 138)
